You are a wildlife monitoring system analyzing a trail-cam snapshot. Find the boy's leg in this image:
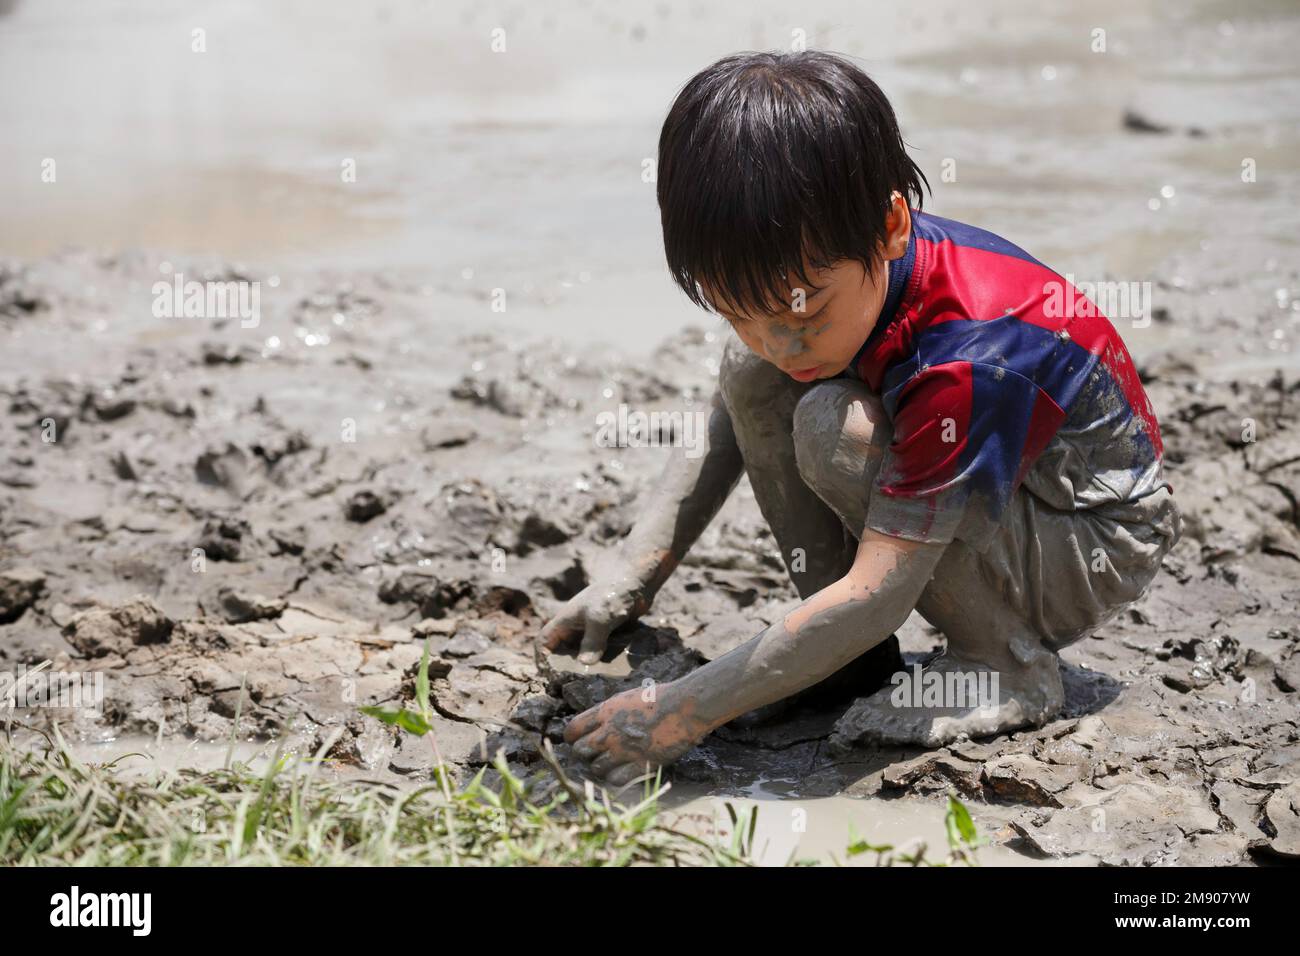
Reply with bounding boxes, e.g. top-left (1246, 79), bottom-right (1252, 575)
top-left (790, 377), bottom-right (1067, 747)
top-left (718, 334), bottom-right (856, 595)
top-left (717, 335), bottom-right (903, 710)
